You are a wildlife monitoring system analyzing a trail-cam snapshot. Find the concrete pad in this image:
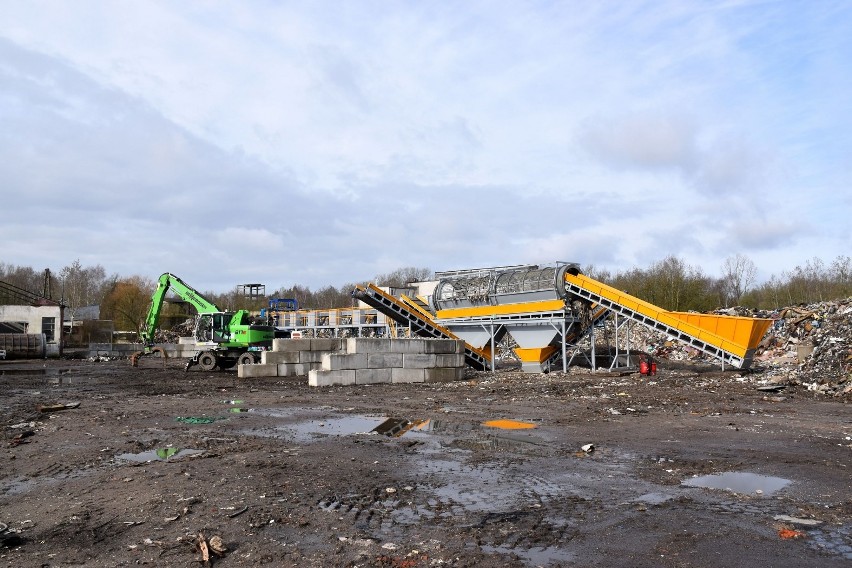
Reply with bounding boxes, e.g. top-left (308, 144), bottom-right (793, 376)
top-left (309, 369), bottom-right (356, 387)
top-left (367, 352), bottom-right (404, 368)
top-left (435, 353), bottom-right (465, 367)
top-left (238, 364), bottom-right (279, 378)
top-left (262, 350), bottom-right (300, 364)
top-left (272, 338), bottom-right (313, 352)
top-left (424, 367), bottom-right (466, 383)
top-left (322, 353), bottom-right (368, 370)
top-left (391, 368), bottom-right (425, 383)
top-left (402, 353), bottom-right (438, 369)
top-left (424, 339), bottom-right (464, 354)
top-left (356, 368), bottom-right (393, 384)
top-left (311, 338), bottom-right (345, 352)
